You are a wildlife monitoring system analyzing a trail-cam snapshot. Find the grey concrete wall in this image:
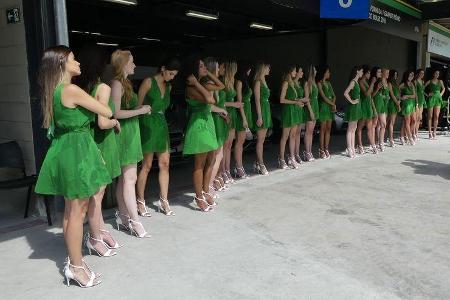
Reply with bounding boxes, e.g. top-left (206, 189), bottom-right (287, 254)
top-left (0, 0), bottom-right (35, 216)
top-left (326, 26), bottom-right (417, 110)
top-left (0, 0), bottom-right (34, 175)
